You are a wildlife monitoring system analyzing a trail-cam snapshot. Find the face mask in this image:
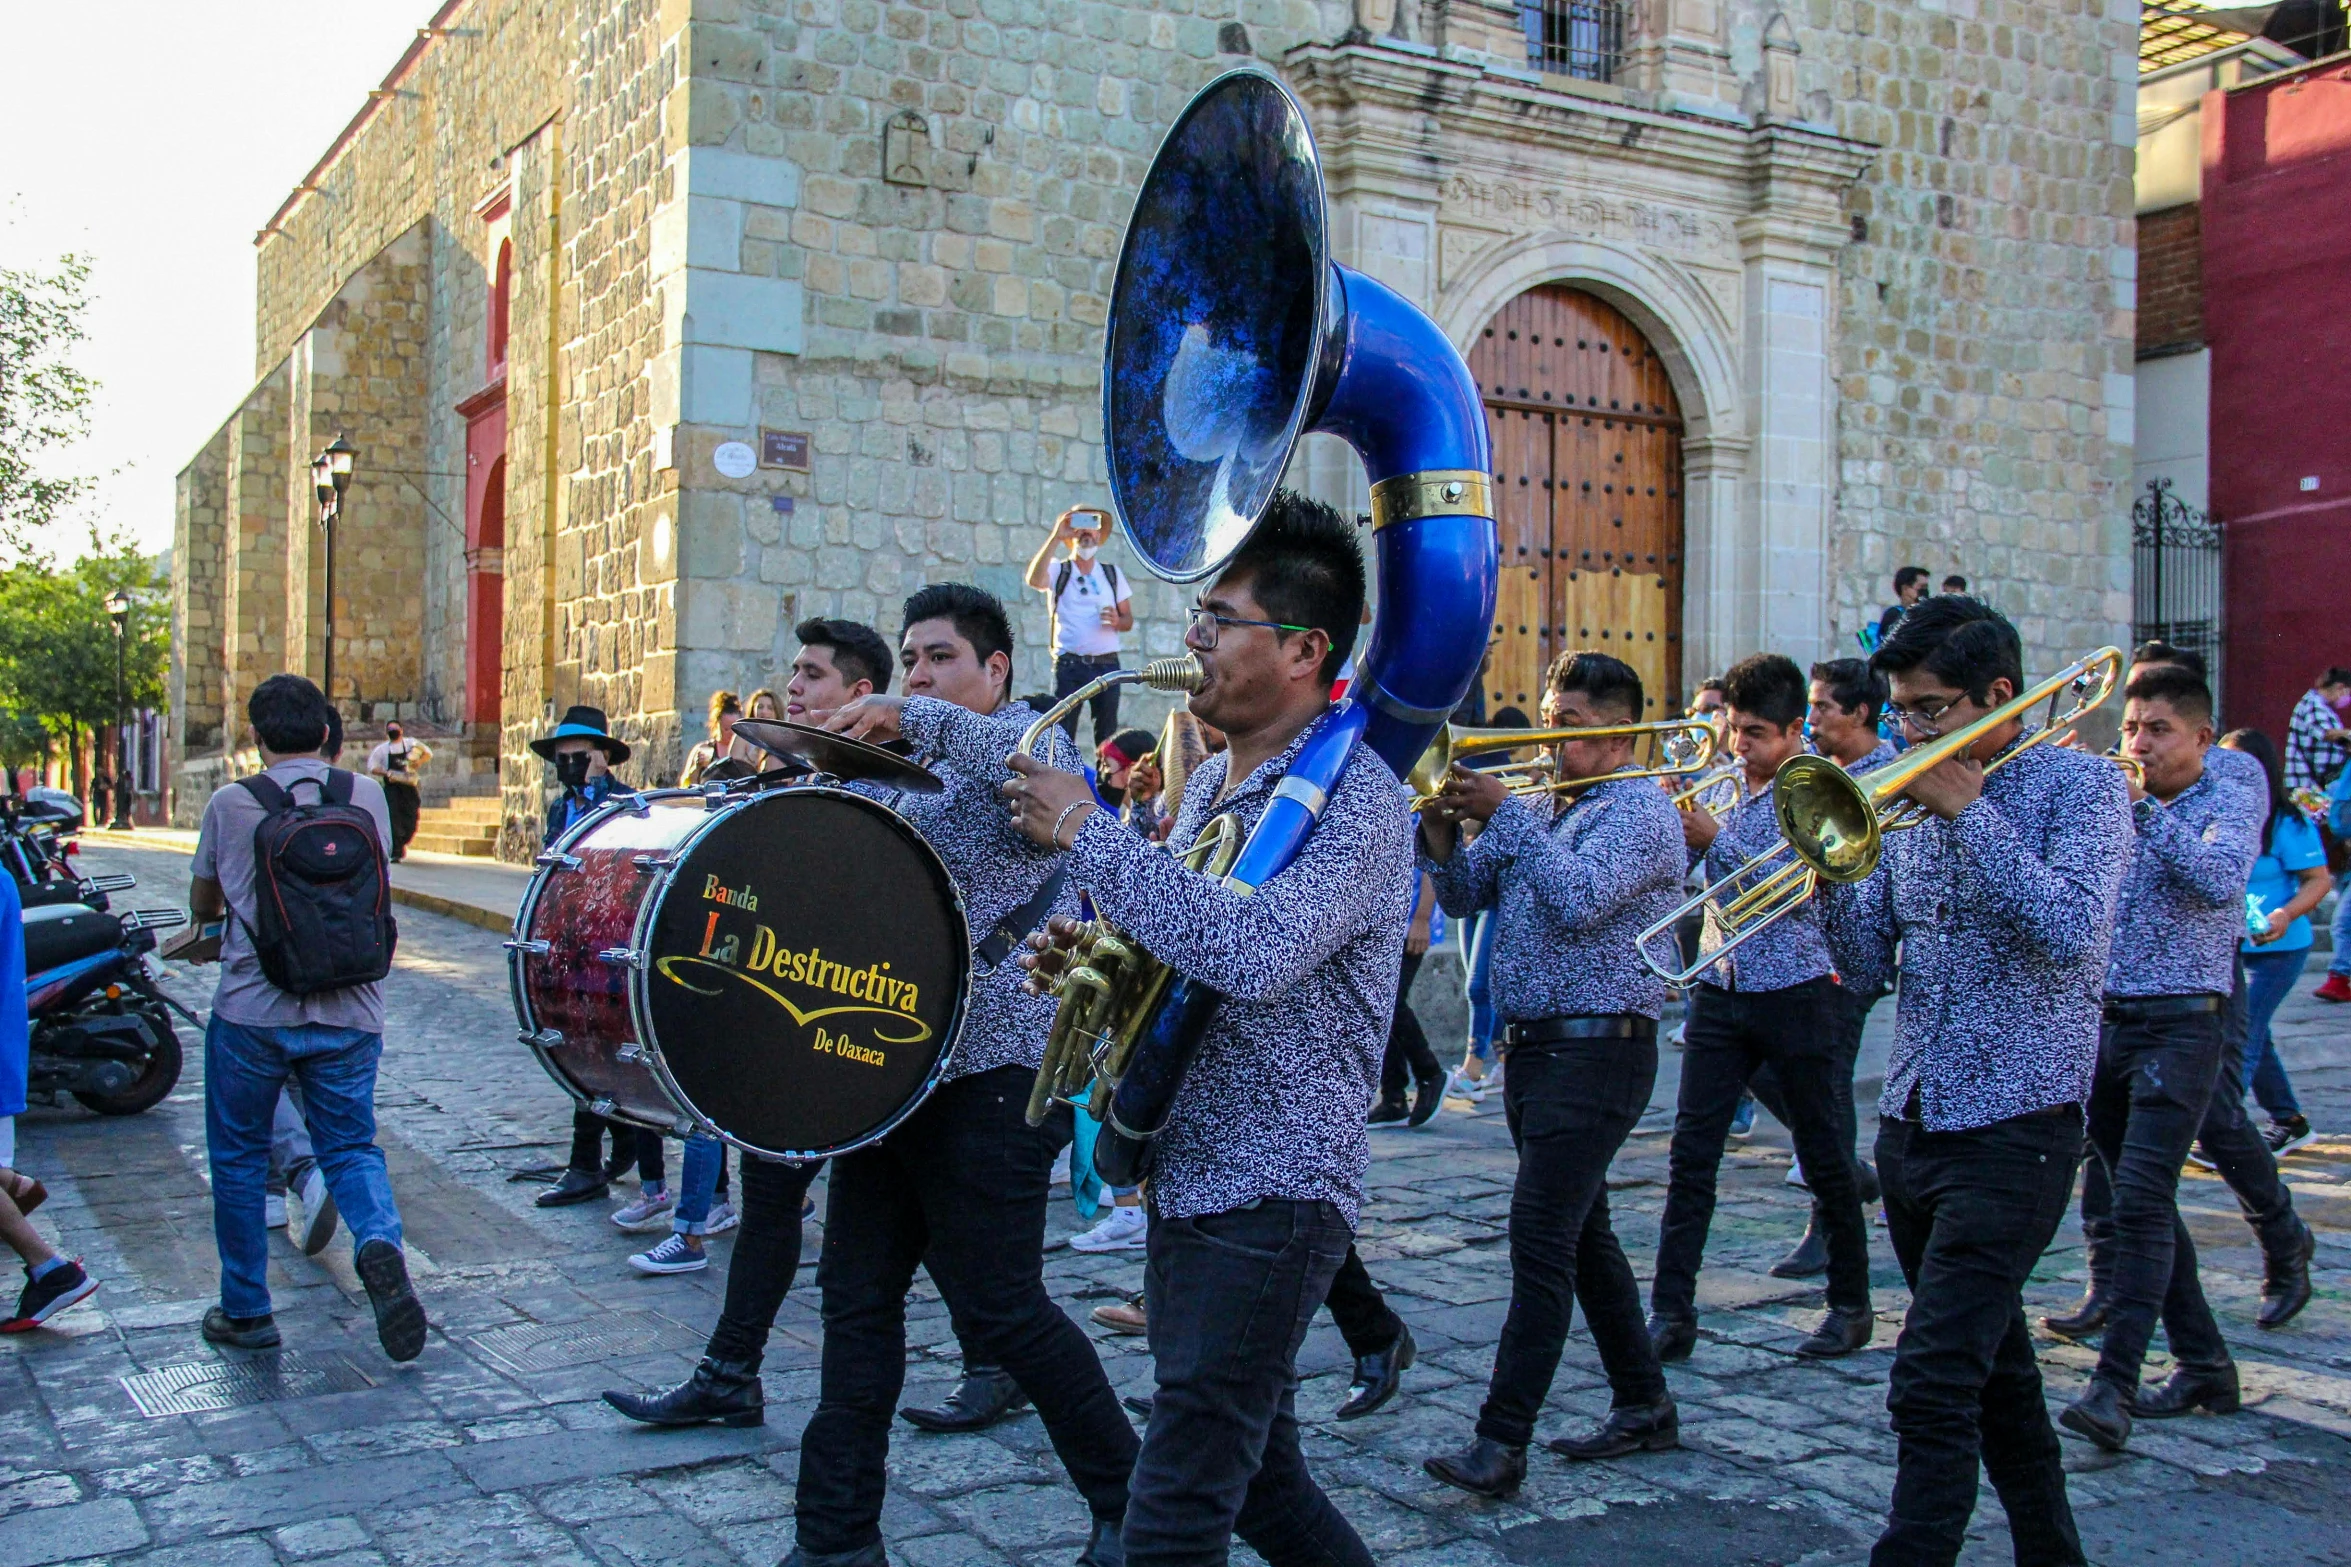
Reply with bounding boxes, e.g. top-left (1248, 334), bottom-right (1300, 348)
top-left (1097, 781), bottom-right (1126, 807)
top-left (1075, 543), bottom-right (1100, 562)
top-left (554, 751), bottom-right (595, 790)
